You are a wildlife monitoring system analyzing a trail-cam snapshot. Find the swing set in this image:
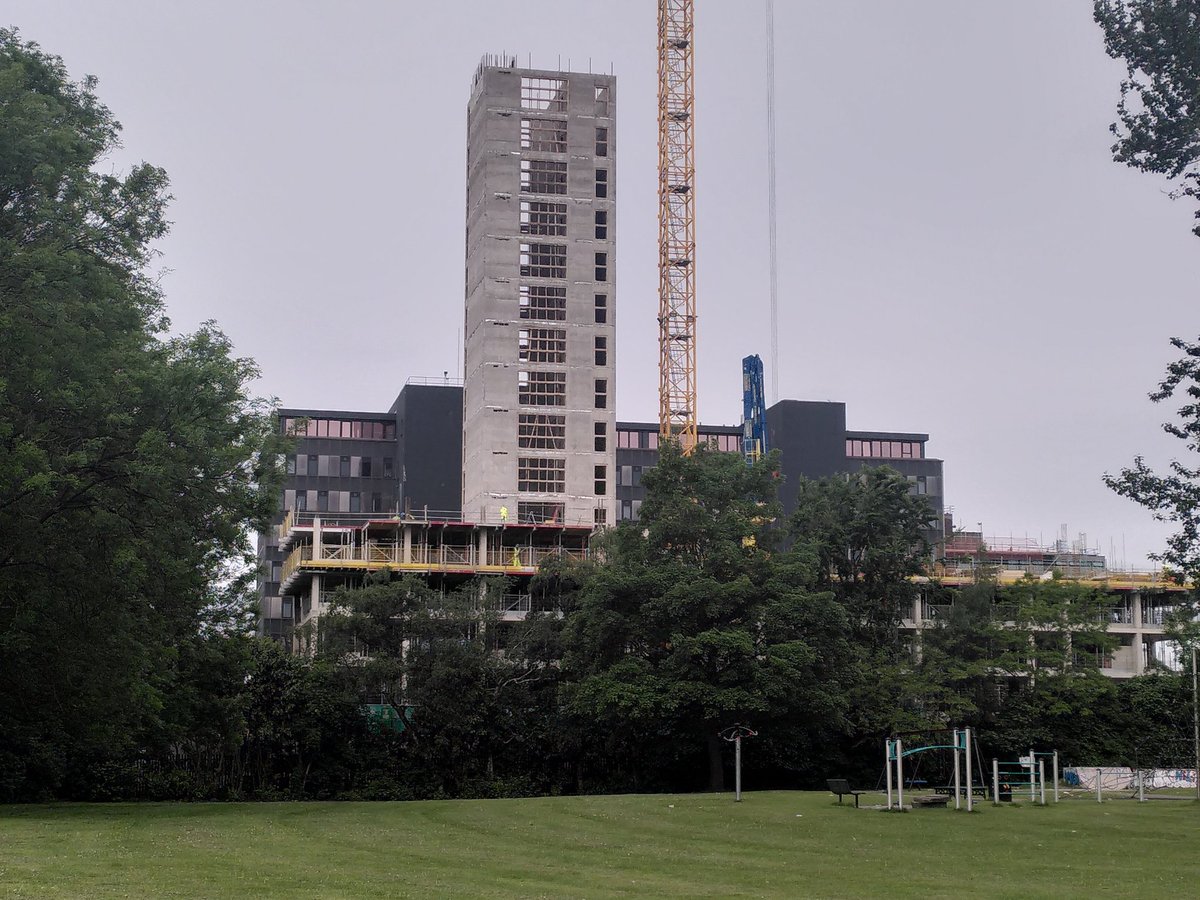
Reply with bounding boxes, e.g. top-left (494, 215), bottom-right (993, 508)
top-left (883, 727), bottom-right (988, 811)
